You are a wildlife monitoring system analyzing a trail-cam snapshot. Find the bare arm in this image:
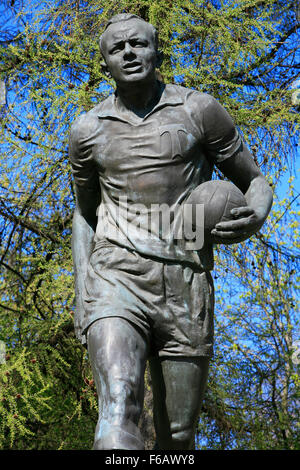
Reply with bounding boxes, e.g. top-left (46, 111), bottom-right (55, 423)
top-left (212, 144), bottom-right (273, 242)
top-left (69, 115), bottom-right (100, 344)
top-left (72, 188), bottom-right (99, 343)
top-left (201, 95), bottom-right (273, 243)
